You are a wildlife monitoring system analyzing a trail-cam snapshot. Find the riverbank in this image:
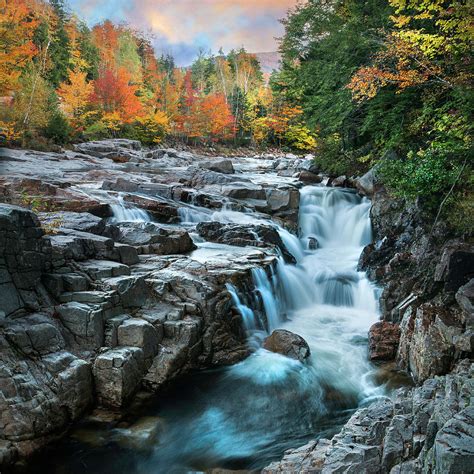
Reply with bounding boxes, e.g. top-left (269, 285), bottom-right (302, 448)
top-left (0, 140), bottom-right (472, 473)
